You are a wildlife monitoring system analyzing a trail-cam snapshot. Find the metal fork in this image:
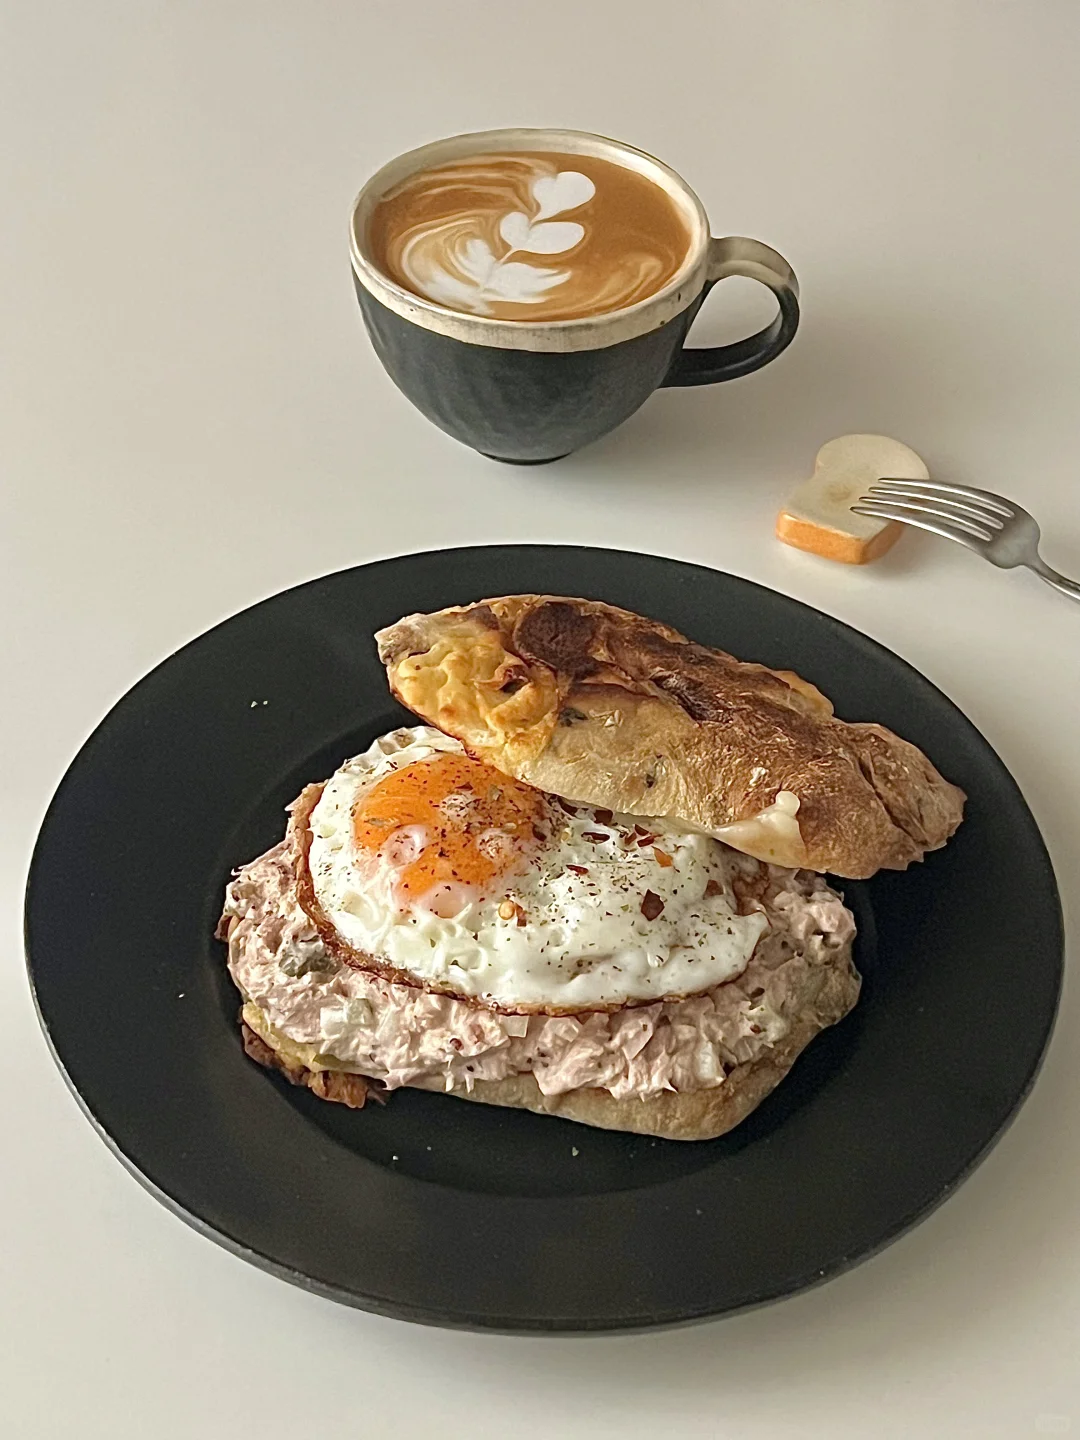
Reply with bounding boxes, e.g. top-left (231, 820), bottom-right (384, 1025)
top-left (852, 480), bottom-right (1080, 603)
